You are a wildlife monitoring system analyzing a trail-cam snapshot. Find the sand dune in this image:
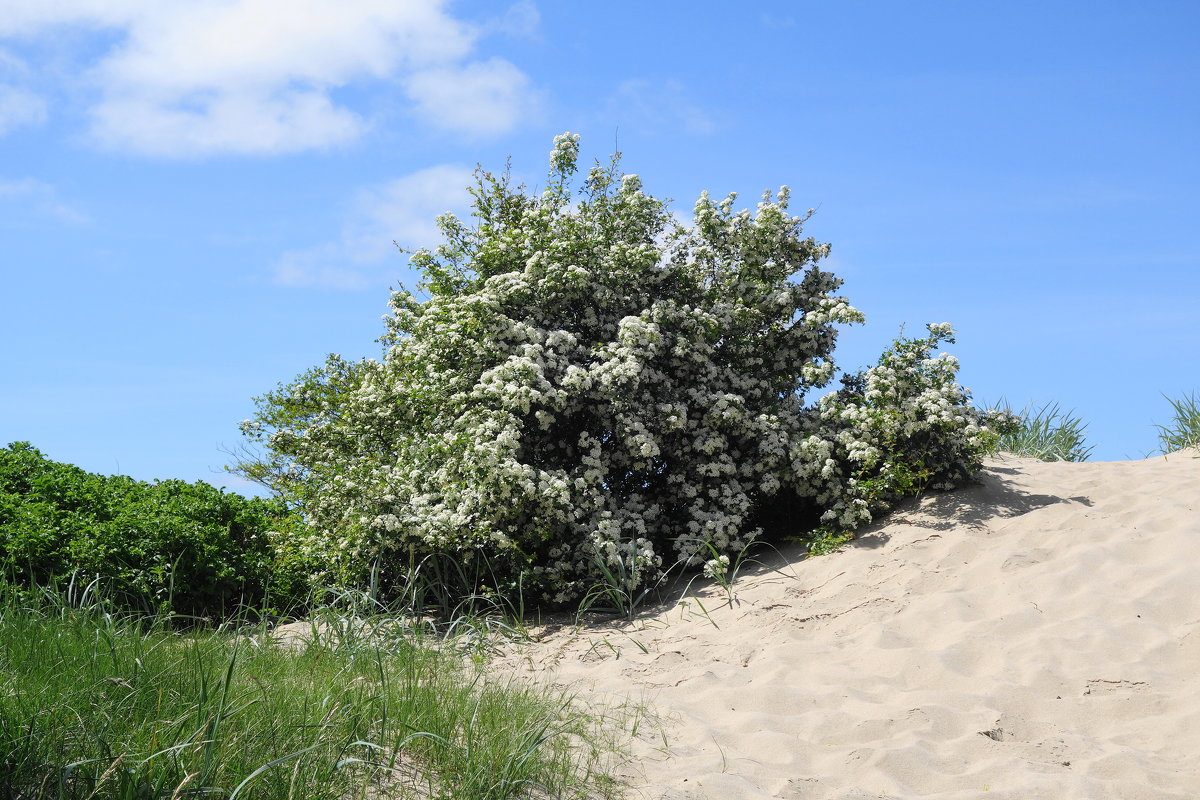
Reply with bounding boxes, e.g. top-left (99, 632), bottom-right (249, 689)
top-left (493, 451), bottom-right (1200, 799)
